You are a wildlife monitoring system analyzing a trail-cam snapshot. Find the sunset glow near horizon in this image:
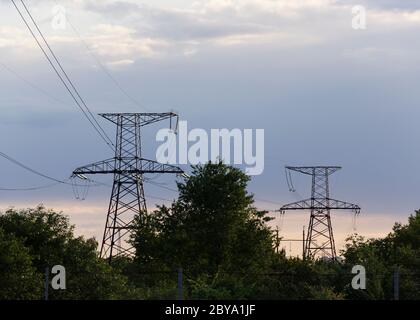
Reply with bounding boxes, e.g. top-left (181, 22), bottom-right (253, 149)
top-left (1, 0), bottom-right (420, 257)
